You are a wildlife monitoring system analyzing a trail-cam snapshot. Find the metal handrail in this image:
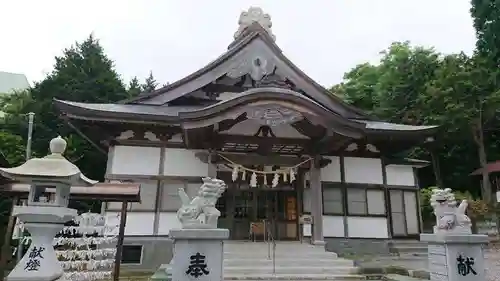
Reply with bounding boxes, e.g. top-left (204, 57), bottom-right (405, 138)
top-left (264, 220), bottom-right (276, 274)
